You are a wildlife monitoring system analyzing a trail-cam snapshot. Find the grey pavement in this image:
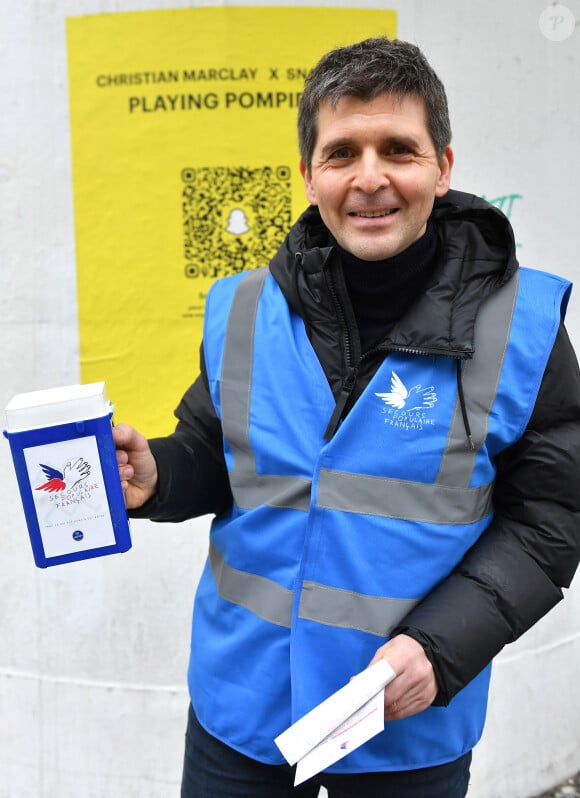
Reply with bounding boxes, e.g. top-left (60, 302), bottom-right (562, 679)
top-left (534, 771), bottom-right (580, 798)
